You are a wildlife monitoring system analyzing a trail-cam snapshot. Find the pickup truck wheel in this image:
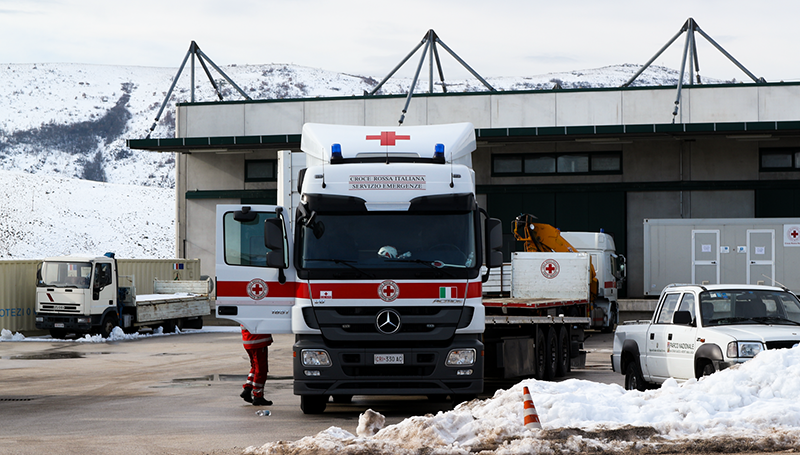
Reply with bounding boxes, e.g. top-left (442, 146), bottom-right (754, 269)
top-left (556, 326), bottom-right (570, 377)
top-left (698, 360), bottom-right (716, 379)
top-left (300, 395), bottom-right (328, 414)
top-left (544, 327), bottom-right (558, 381)
top-left (624, 361), bottom-right (647, 391)
top-left (534, 329), bottom-right (546, 380)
